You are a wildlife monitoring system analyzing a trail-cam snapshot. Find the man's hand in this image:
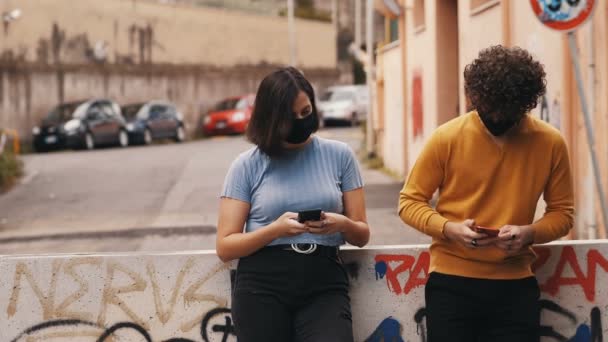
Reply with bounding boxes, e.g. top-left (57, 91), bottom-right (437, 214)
top-left (443, 219), bottom-right (497, 249)
top-left (496, 225), bottom-right (535, 255)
